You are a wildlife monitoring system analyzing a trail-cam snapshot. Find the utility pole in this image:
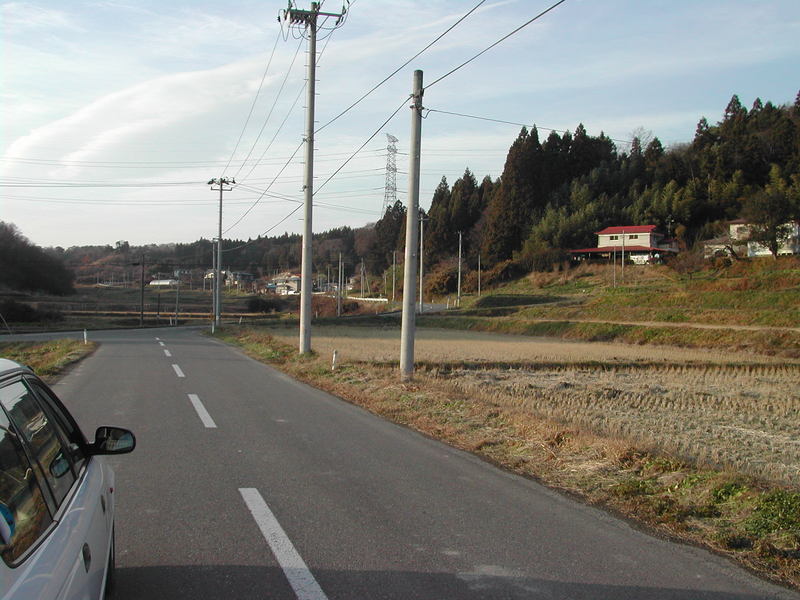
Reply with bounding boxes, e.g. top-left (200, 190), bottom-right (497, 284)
top-left (208, 178), bottom-right (234, 327)
top-left (400, 70), bottom-right (423, 381)
top-left (418, 210), bottom-right (427, 313)
top-left (174, 274), bottom-right (181, 325)
top-left (457, 230), bottom-right (462, 307)
top-left (392, 250), bottom-right (396, 303)
top-left (612, 247), bottom-right (616, 288)
top-left (477, 252), bottom-right (481, 297)
top-left (337, 252), bottom-right (342, 317)
top-left (138, 255), bottom-right (145, 327)
top-left (281, 1), bottom-right (347, 355)
top-left (211, 238), bottom-right (217, 319)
